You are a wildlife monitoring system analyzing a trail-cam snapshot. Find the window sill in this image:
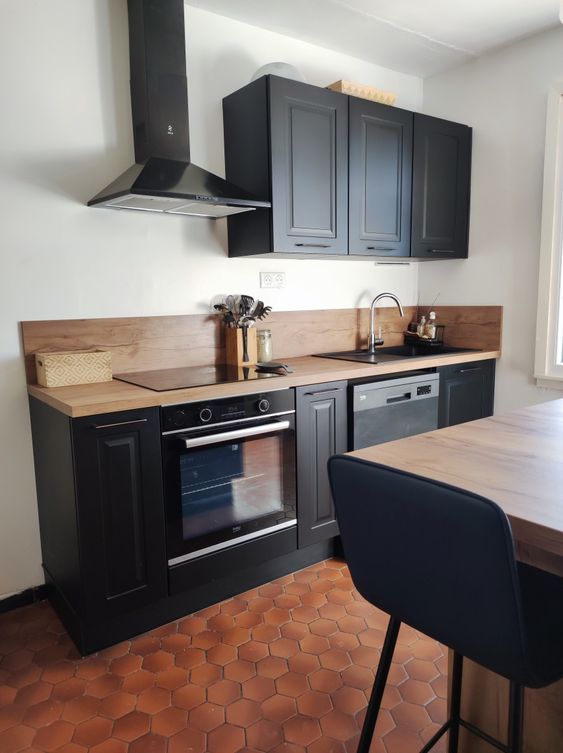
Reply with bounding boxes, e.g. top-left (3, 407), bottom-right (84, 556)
top-left (535, 376), bottom-right (563, 390)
